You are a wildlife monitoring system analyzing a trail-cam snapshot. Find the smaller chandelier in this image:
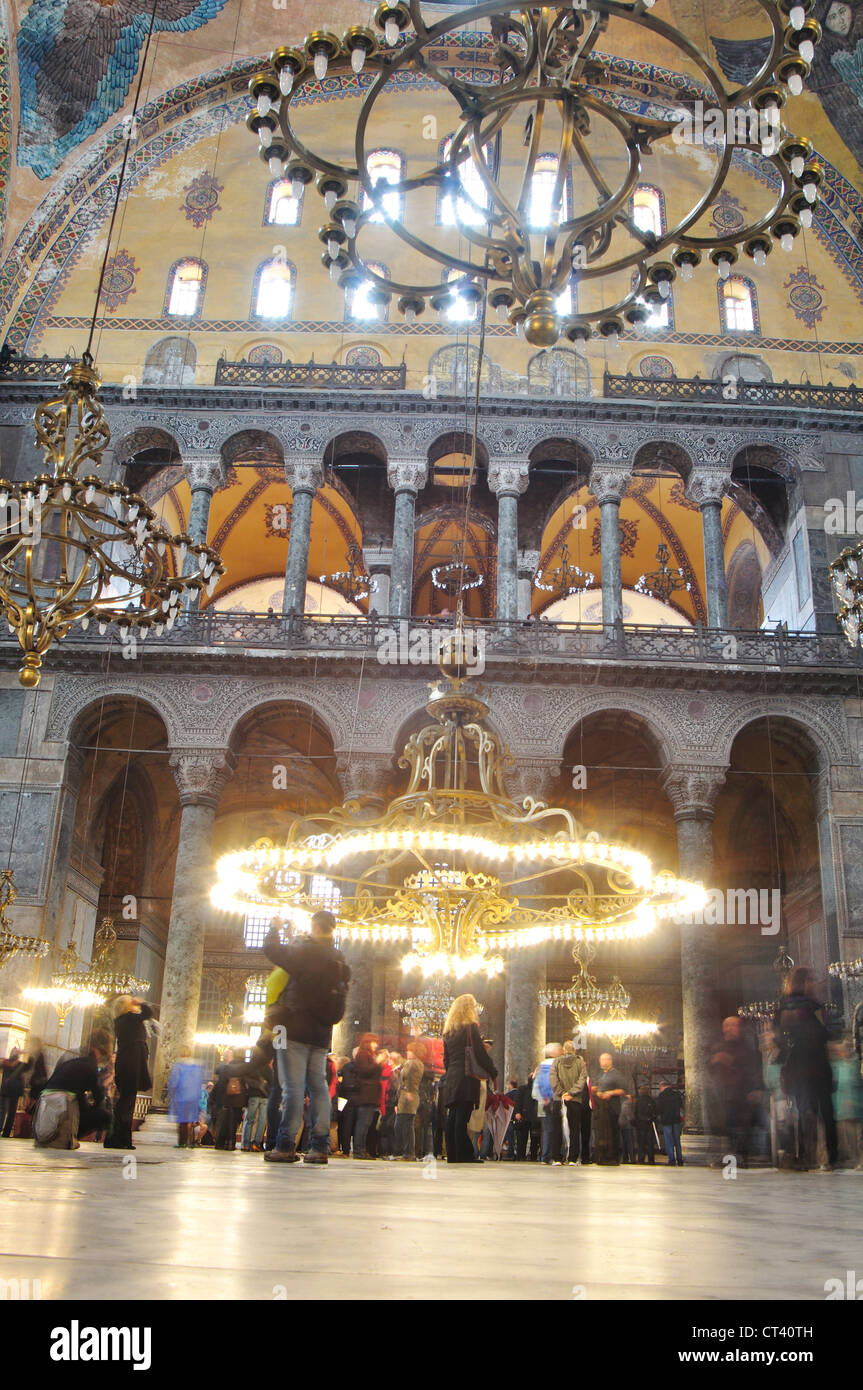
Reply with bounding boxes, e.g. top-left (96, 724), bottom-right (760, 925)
top-left (0, 870), bottom-right (50, 968)
top-left (320, 540), bottom-right (377, 604)
top-left (635, 543), bottom-right (691, 605)
top-left (0, 355), bottom-right (225, 687)
top-left (586, 1018), bottom-right (660, 1050)
top-left (829, 544), bottom-right (863, 648)
top-left (195, 1001), bottom-right (256, 1056)
top-left (539, 944), bottom-right (628, 1025)
top-left (393, 985), bottom-right (483, 1035)
top-left (23, 915), bottom-right (149, 1026)
top-left (431, 539), bottom-right (484, 595)
top-left (534, 542), bottom-right (596, 598)
top-left (737, 1000), bottom-right (779, 1021)
top-left (829, 958), bottom-right (863, 982)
